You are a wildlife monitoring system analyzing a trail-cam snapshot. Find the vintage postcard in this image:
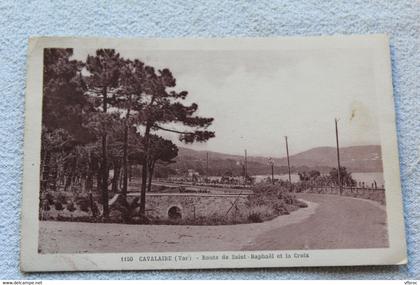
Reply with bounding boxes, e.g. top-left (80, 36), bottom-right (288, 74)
top-left (20, 35), bottom-right (407, 271)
